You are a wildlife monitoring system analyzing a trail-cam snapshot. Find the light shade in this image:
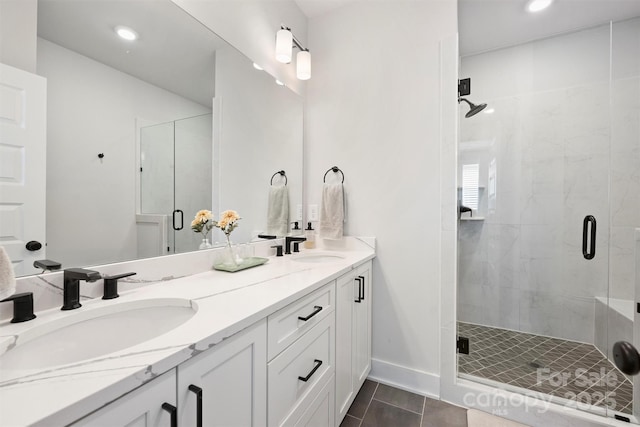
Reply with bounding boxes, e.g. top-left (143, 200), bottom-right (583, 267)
top-left (296, 50), bottom-right (311, 80)
top-left (526, 0), bottom-right (553, 13)
top-left (275, 29), bottom-right (293, 63)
